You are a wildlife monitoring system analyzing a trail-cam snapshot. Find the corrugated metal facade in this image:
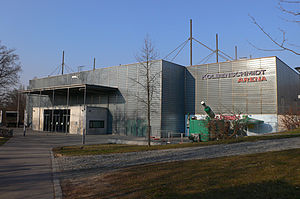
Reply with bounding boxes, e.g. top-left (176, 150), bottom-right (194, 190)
top-left (26, 56), bottom-right (299, 137)
top-left (26, 60), bottom-right (186, 137)
top-left (161, 60), bottom-right (185, 135)
top-left (276, 58), bottom-right (300, 114)
top-left (186, 57), bottom-right (278, 115)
